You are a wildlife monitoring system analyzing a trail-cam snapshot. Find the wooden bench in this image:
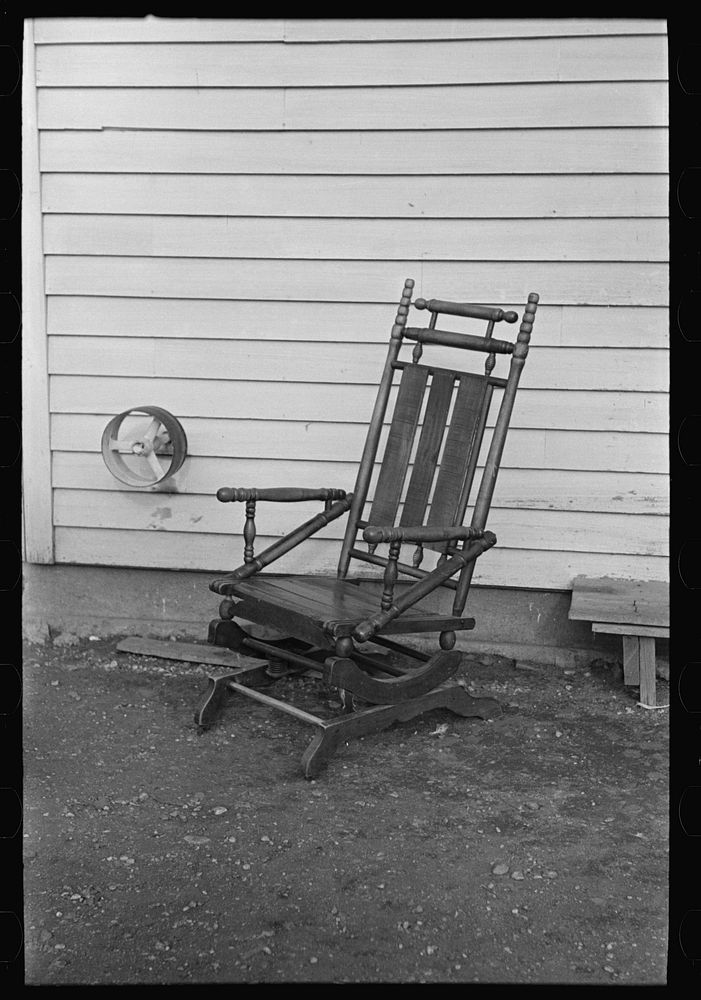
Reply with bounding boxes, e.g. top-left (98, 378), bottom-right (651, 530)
top-left (568, 576), bottom-right (669, 708)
